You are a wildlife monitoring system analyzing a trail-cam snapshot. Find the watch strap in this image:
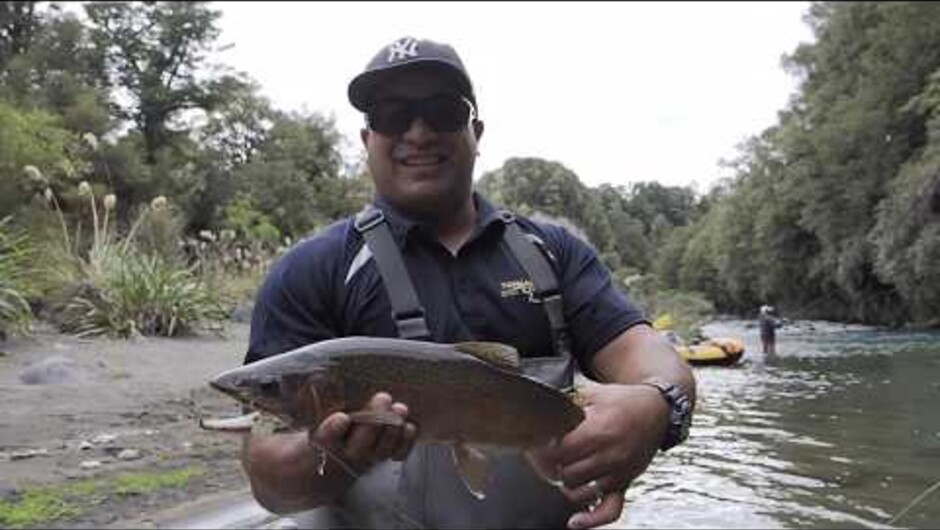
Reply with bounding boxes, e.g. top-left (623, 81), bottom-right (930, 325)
top-left (640, 377), bottom-right (692, 451)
